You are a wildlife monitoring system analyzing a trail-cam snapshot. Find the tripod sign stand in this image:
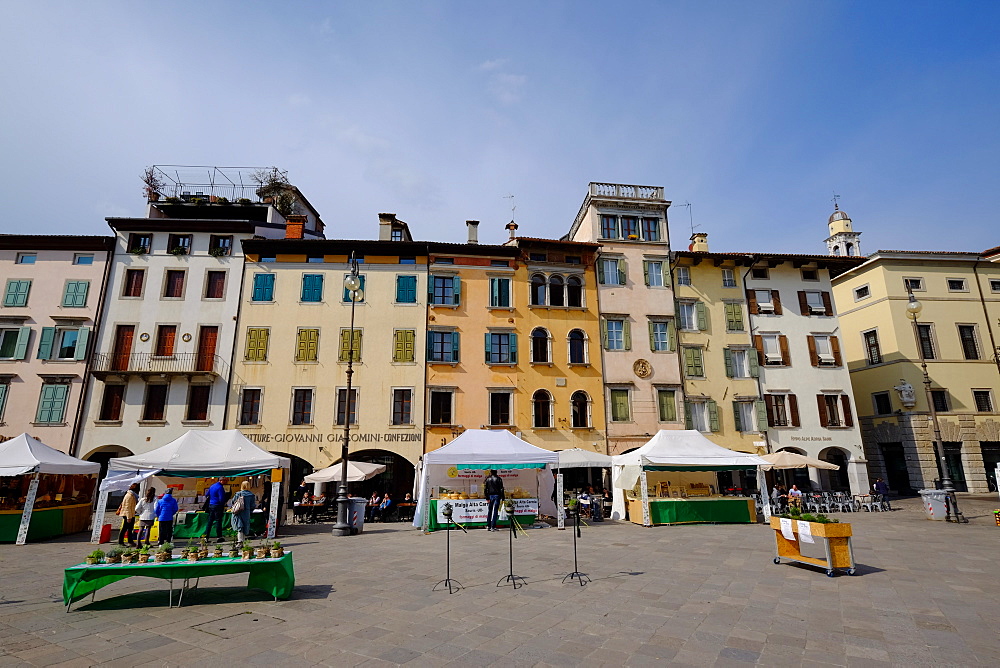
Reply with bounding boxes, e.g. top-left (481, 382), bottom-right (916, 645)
top-left (432, 503), bottom-right (466, 594)
top-left (562, 501), bottom-right (590, 586)
top-left (497, 501), bottom-right (526, 589)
